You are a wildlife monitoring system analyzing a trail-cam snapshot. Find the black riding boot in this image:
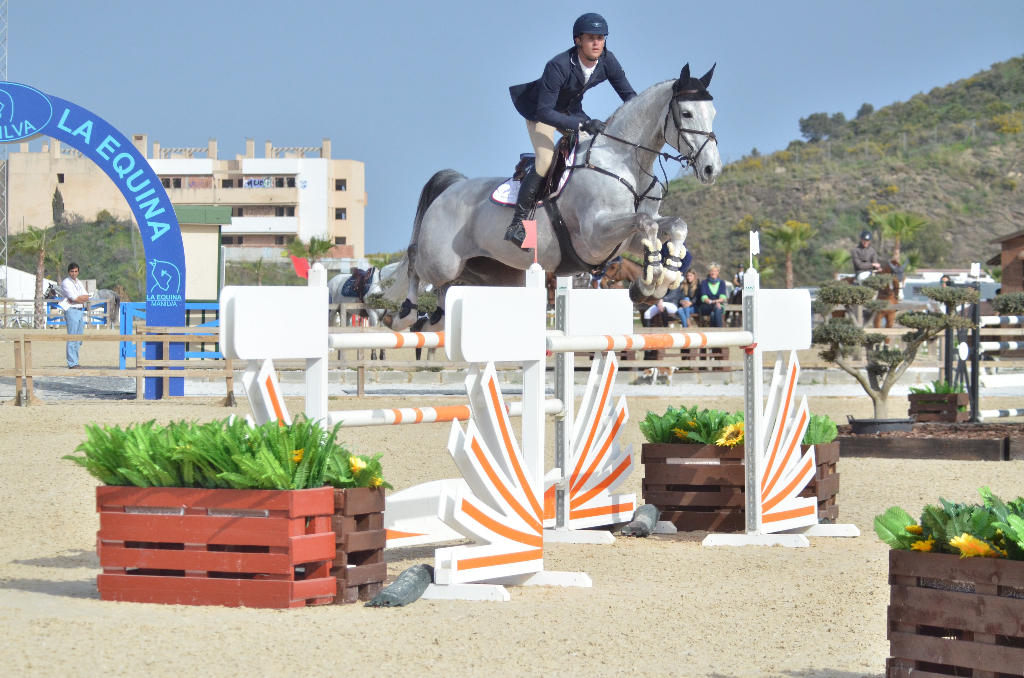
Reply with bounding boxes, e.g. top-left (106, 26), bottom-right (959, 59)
top-left (504, 170), bottom-right (544, 247)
